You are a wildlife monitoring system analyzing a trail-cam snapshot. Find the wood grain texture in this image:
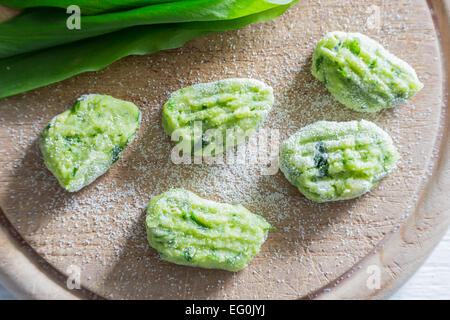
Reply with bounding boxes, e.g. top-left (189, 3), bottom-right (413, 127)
top-left (0, 0), bottom-right (449, 299)
top-left (2, 228), bottom-right (449, 299)
top-left (391, 229), bottom-right (450, 300)
top-left (3, 228), bottom-right (450, 299)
